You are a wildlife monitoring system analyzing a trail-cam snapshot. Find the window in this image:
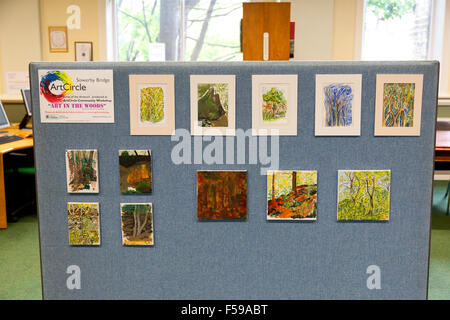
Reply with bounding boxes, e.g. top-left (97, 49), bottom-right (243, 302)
top-left (113, 0), bottom-right (244, 61)
top-left (361, 0), bottom-right (433, 60)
